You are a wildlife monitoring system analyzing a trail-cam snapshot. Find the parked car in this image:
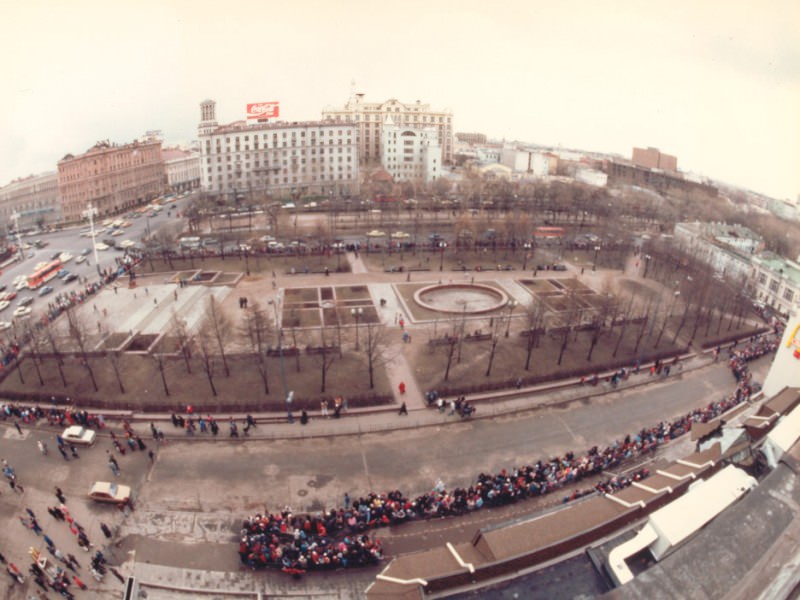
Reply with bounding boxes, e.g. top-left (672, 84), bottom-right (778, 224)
top-left (0, 322), bottom-right (11, 331)
top-left (63, 273), bottom-right (78, 283)
top-left (80, 247), bottom-right (91, 255)
top-left (62, 425), bottom-right (96, 446)
top-left (17, 297), bottom-right (33, 307)
top-left (0, 301), bottom-right (9, 312)
top-left (75, 255), bottom-right (87, 264)
top-left (12, 306), bottom-right (32, 318)
top-left (38, 285), bottom-right (54, 296)
top-left (88, 481), bottom-right (131, 505)
top-left (56, 269), bottom-right (69, 279)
